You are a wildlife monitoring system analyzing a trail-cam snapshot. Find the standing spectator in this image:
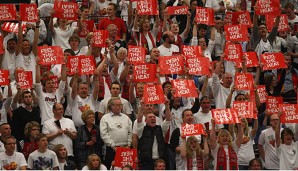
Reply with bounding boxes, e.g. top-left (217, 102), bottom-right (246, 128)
top-left (0, 38), bottom-right (16, 77)
top-left (100, 97), bottom-right (132, 169)
top-left (158, 31), bottom-right (180, 56)
top-left (98, 3), bottom-right (127, 40)
top-left (52, 144), bottom-right (77, 170)
top-left (0, 123), bottom-right (21, 153)
top-left (27, 133), bottom-right (59, 170)
top-left (284, 2), bottom-right (298, 25)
